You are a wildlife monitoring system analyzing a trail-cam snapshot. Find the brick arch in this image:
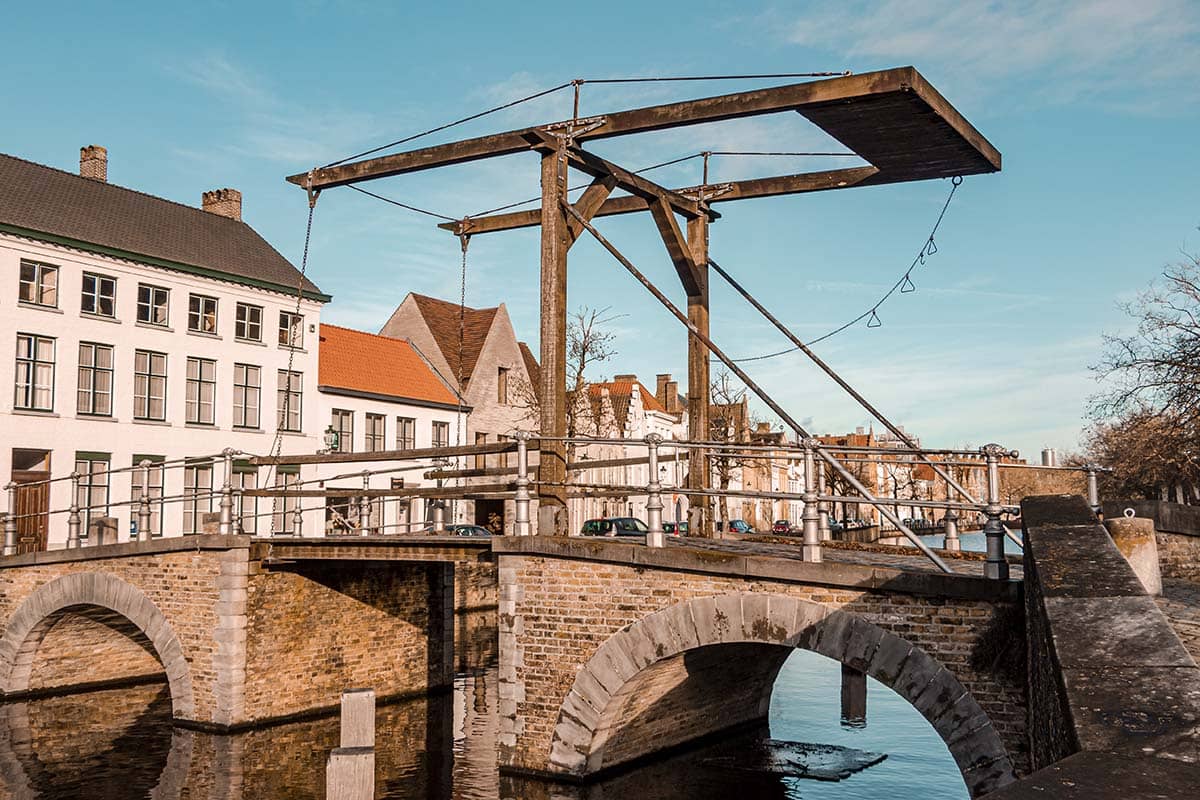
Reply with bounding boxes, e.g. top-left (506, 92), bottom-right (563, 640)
top-left (548, 593), bottom-right (1016, 798)
top-left (0, 573), bottom-right (195, 719)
